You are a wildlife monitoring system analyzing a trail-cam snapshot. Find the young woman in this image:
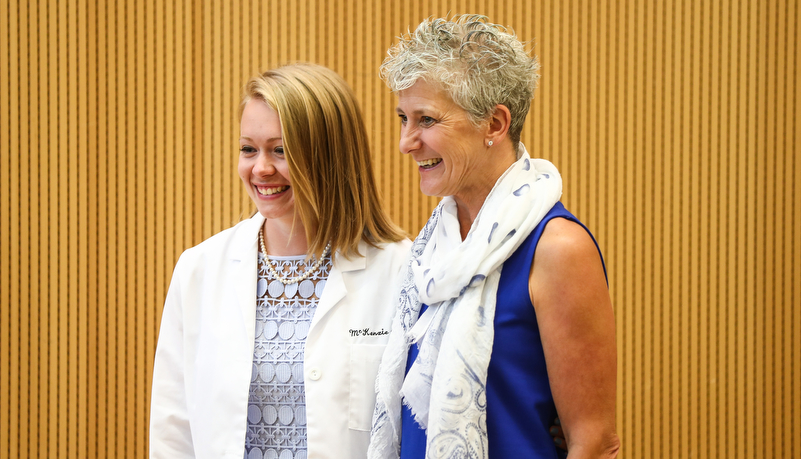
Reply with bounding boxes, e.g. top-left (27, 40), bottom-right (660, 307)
top-left (150, 63), bottom-right (410, 459)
